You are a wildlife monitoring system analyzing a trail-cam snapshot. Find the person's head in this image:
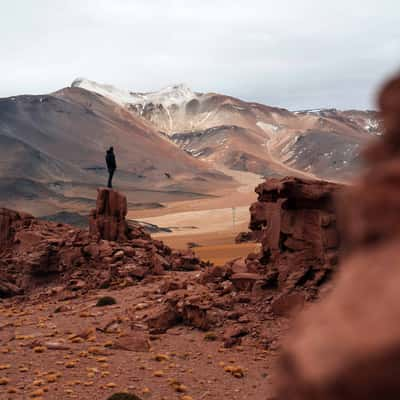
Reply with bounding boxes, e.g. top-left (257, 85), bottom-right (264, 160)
top-left (109, 146), bottom-right (114, 152)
